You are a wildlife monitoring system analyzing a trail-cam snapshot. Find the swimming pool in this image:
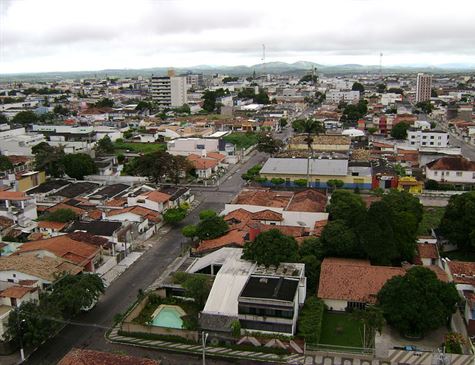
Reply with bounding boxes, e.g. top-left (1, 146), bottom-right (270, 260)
top-left (150, 305), bottom-right (185, 329)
